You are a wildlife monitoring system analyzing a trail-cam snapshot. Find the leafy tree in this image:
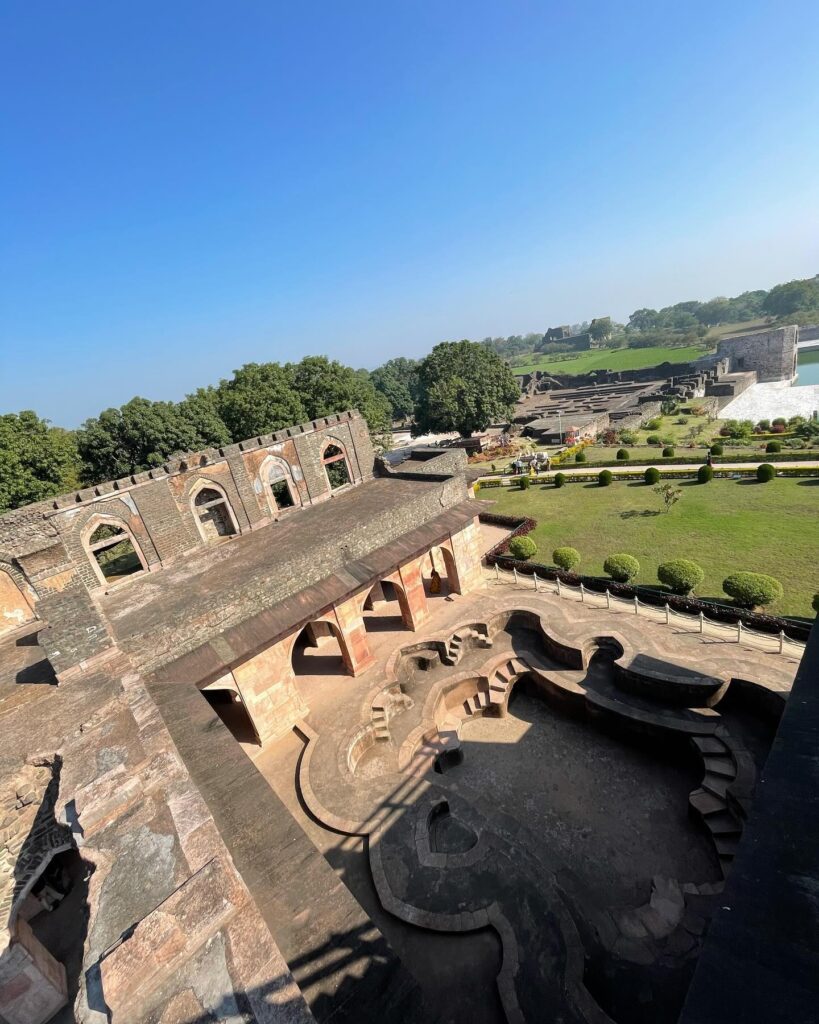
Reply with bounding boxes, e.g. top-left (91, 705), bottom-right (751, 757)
top-left (216, 363), bottom-right (306, 441)
top-left (177, 387), bottom-right (232, 447)
top-left (763, 277), bottom-right (819, 317)
top-left (695, 297), bottom-right (733, 326)
top-left (723, 572), bottom-right (783, 608)
top-left (77, 398), bottom-right (209, 482)
top-left (413, 340), bottom-right (519, 438)
top-left (0, 411), bottom-right (81, 512)
top-left (370, 357), bottom-right (420, 420)
top-left (628, 308), bottom-right (662, 331)
top-left (288, 356), bottom-right (392, 449)
top-left (604, 553), bottom-right (640, 582)
top-left (654, 482), bottom-right (682, 512)
top-left (589, 317), bottom-right (612, 341)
